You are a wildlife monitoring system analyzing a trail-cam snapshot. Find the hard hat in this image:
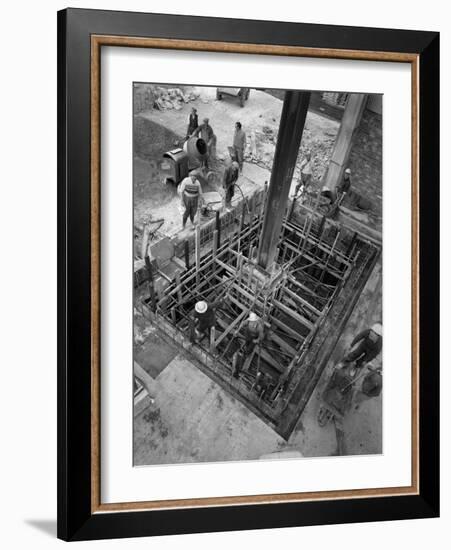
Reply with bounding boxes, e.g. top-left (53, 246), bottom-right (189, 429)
top-left (189, 169), bottom-right (199, 177)
top-left (231, 161), bottom-right (239, 168)
top-left (249, 312), bottom-right (259, 322)
top-left (345, 168), bottom-right (351, 174)
top-left (321, 185), bottom-right (329, 192)
top-left (372, 323), bottom-right (383, 336)
top-left (195, 301), bottom-right (208, 314)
